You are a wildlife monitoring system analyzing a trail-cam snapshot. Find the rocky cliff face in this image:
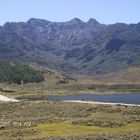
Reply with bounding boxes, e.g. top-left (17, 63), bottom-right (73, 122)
top-left (0, 18), bottom-right (140, 74)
